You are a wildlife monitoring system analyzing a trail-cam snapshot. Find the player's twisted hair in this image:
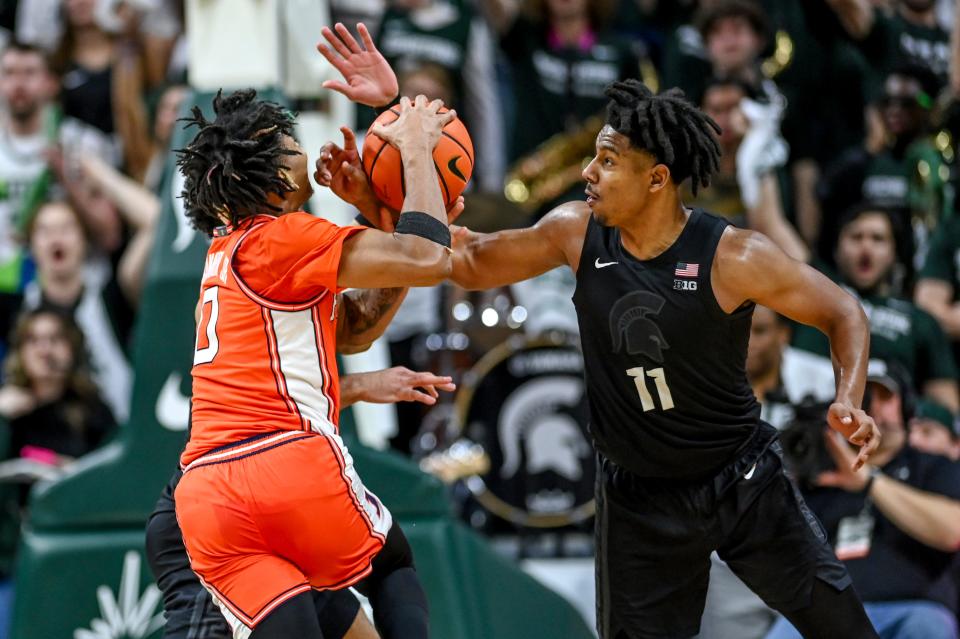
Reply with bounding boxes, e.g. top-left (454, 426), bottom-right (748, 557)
top-left (177, 89), bottom-right (298, 235)
top-left (604, 79), bottom-right (722, 194)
